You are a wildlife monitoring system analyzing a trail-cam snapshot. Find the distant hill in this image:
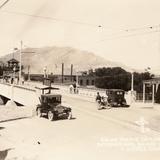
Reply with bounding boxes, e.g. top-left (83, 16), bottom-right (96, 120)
top-left (0, 46), bottom-right (131, 75)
